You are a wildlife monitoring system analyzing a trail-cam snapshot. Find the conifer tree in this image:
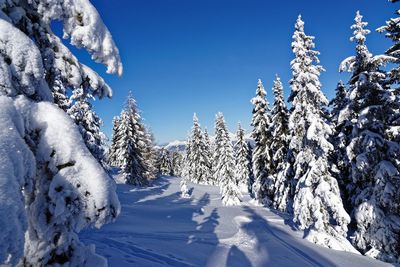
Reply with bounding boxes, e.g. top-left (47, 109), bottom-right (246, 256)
top-left (234, 123), bottom-right (252, 193)
top-left (250, 79), bottom-right (274, 204)
top-left (340, 11), bottom-right (399, 261)
top-left (214, 113), bottom-right (241, 206)
top-left (287, 15), bottom-right (353, 251)
top-left (171, 152), bottom-right (184, 177)
top-left (203, 128), bottom-right (213, 183)
top-left (158, 148), bottom-right (172, 176)
top-left (328, 81), bottom-right (351, 206)
top-left (68, 87), bottom-right (107, 164)
top-left (268, 75), bottom-right (290, 209)
top-left (182, 136), bottom-right (192, 180)
top-left (116, 96), bottom-right (148, 186)
top-left (186, 114), bottom-right (211, 184)
top-left (108, 116), bottom-right (122, 166)
top-left (141, 127), bottom-right (158, 180)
